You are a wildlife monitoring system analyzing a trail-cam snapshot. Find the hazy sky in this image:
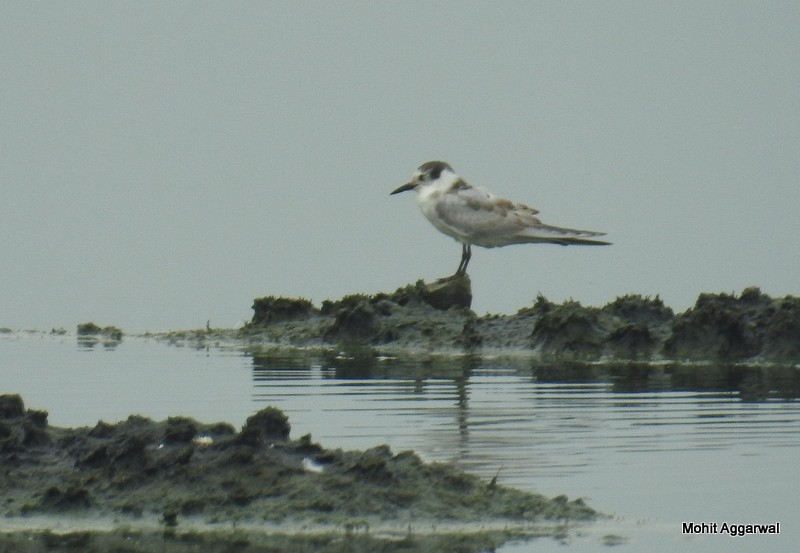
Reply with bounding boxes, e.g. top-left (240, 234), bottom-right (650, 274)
top-left (3, 2), bottom-right (799, 332)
